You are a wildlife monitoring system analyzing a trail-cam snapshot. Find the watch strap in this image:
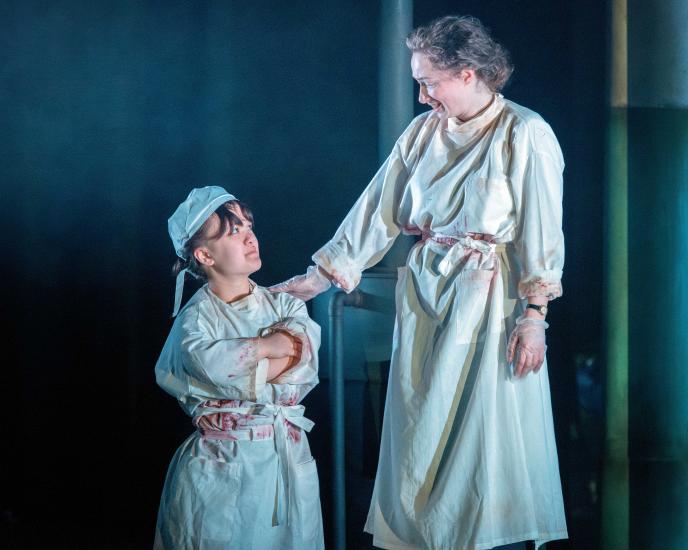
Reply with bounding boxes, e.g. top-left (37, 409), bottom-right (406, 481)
top-left (526, 303), bottom-right (547, 315)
